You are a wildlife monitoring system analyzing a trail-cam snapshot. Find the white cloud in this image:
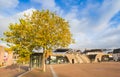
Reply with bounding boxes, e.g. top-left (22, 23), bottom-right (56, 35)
top-left (31, 0), bottom-right (55, 9)
top-left (0, 17), bottom-right (15, 37)
top-left (66, 0), bottom-right (120, 49)
top-left (31, 0), bottom-right (64, 16)
top-left (0, 0), bottom-right (19, 9)
top-left (15, 8), bottom-right (36, 19)
top-left (0, 15), bottom-right (4, 18)
top-left (0, 42), bottom-right (9, 48)
top-left (1, 0), bottom-right (120, 49)
top-left (95, 0), bottom-right (120, 31)
top-left (64, 6), bottom-right (89, 33)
